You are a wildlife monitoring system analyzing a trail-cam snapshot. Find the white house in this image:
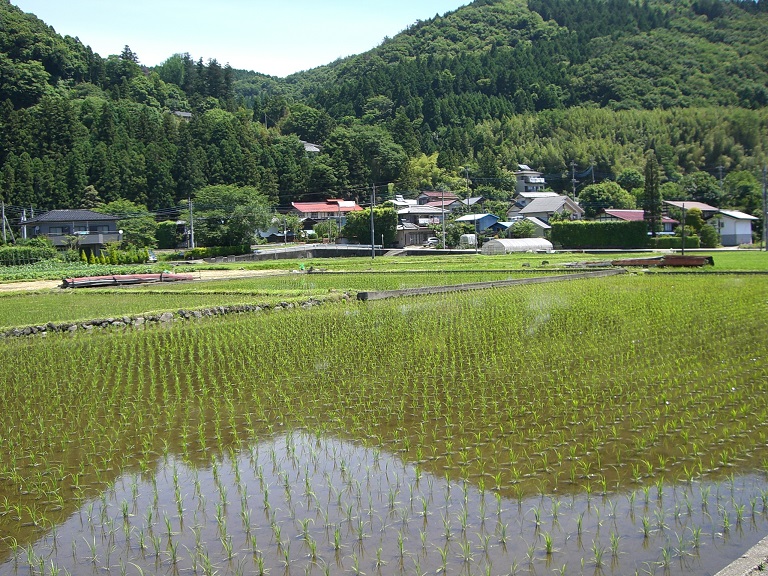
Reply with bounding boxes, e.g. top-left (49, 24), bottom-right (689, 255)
top-left (514, 165), bottom-right (546, 194)
top-left (716, 210), bottom-right (758, 246)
